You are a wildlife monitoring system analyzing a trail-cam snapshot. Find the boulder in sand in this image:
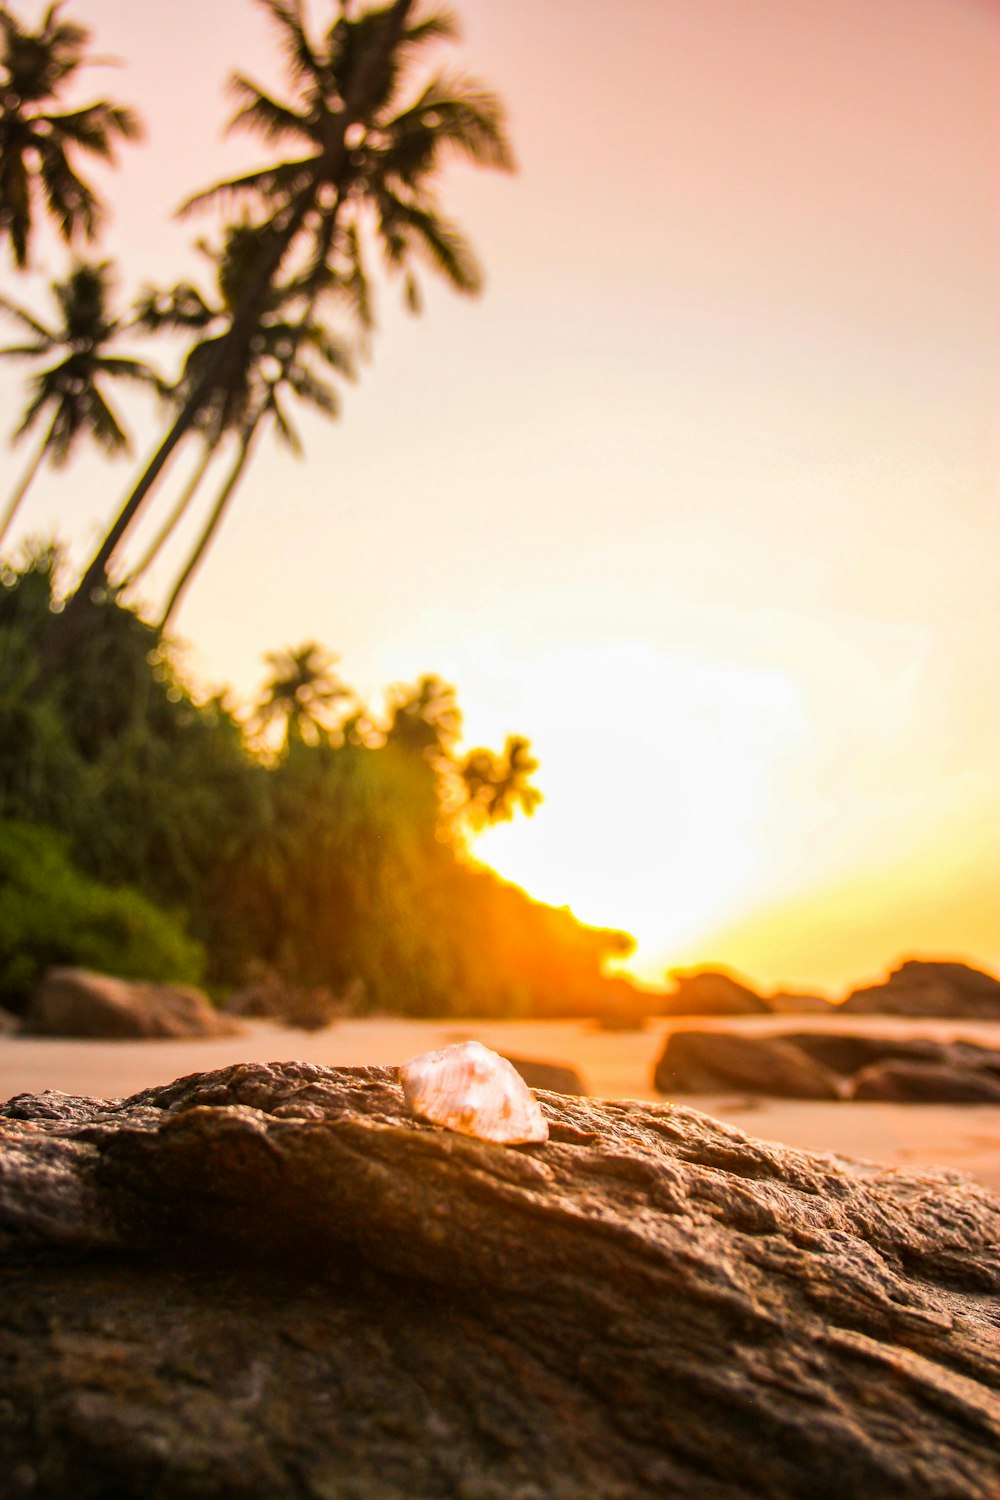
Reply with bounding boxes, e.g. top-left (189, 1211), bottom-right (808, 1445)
top-left (502, 1055), bottom-right (587, 1095)
top-left (654, 1029), bottom-right (842, 1098)
top-left (843, 958), bottom-right (1000, 1017)
top-left (851, 1059), bottom-right (1000, 1104)
top-left (1, 1061), bottom-right (998, 1499)
top-left (664, 968), bottom-right (769, 1015)
top-left (23, 966), bottom-right (242, 1039)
